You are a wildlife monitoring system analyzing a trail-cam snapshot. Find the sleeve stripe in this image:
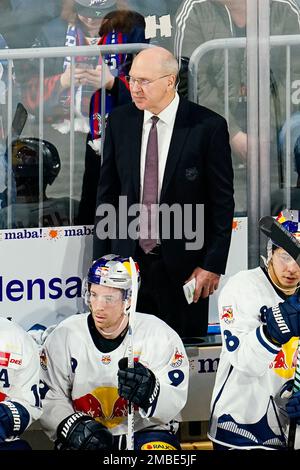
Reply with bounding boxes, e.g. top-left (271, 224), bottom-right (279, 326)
top-left (256, 326), bottom-right (281, 354)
